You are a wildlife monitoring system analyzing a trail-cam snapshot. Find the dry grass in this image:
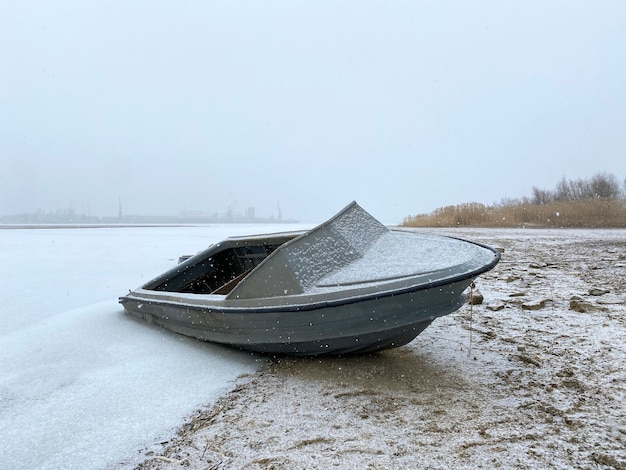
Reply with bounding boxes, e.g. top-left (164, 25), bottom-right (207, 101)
top-left (402, 199), bottom-right (626, 228)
